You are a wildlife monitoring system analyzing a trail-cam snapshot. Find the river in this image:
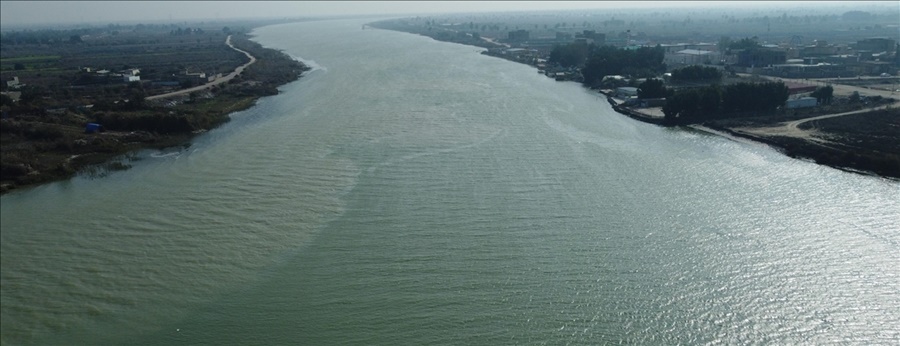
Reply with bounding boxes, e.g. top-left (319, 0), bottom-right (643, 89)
top-left (2, 18), bottom-right (898, 345)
